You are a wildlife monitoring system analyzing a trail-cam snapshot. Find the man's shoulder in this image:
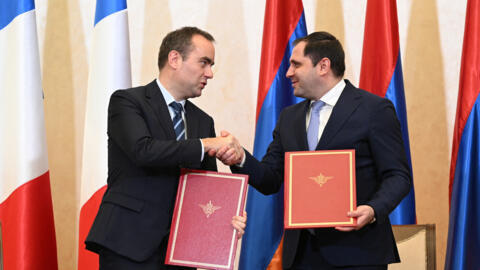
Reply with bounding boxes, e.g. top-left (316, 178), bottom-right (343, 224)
top-left (111, 80), bottom-right (157, 100)
top-left (282, 99), bottom-right (309, 114)
top-left (344, 80), bottom-right (389, 105)
top-left (184, 100), bottom-right (213, 120)
top-left (116, 80), bottom-right (155, 93)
